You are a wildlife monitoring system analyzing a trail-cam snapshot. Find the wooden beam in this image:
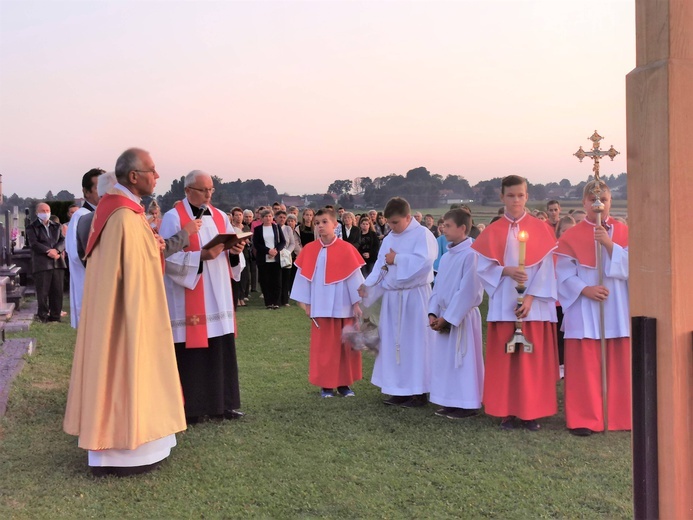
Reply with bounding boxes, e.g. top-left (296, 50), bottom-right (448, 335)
top-left (627, 1), bottom-right (693, 518)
